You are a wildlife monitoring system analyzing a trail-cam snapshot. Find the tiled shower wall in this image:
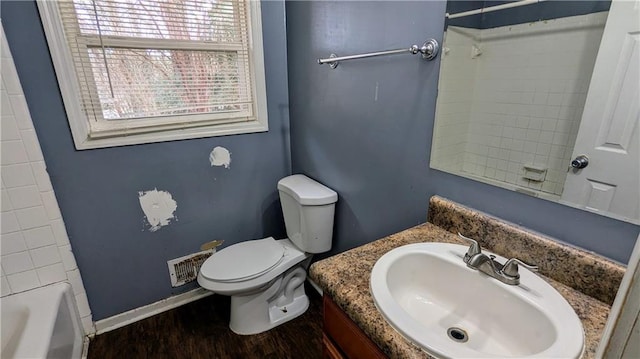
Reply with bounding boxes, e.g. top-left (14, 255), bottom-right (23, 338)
top-left (434, 12), bottom-right (607, 196)
top-left (1, 24), bottom-right (93, 334)
top-left (430, 27), bottom-right (480, 173)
